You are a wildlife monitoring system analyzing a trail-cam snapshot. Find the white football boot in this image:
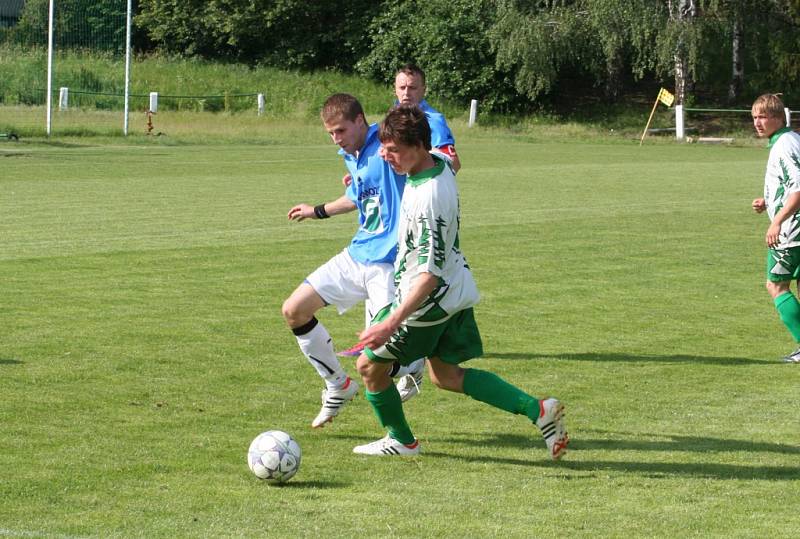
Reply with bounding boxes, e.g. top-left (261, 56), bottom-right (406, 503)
top-left (535, 397), bottom-right (569, 460)
top-left (353, 433), bottom-right (421, 456)
top-left (311, 377), bottom-right (358, 428)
